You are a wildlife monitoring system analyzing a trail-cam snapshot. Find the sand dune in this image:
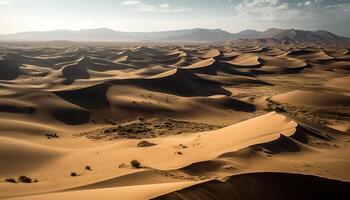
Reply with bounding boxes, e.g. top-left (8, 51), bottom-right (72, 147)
top-left (3, 112), bottom-right (350, 199)
top-left (154, 172), bottom-right (350, 200)
top-left (226, 53), bottom-right (261, 67)
top-left (183, 58), bottom-right (250, 76)
top-left (138, 68), bottom-right (231, 97)
top-left (326, 75), bottom-right (350, 90)
top-left (0, 136), bottom-right (63, 175)
top-left (197, 73), bottom-right (269, 85)
top-left (271, 90), bottom-right (350, 106)
top-left (1, 42), bottom-right (350, 200)
top-left (257, 56), bottom-right (308, 74)
top-left (287, 49), bottom-right (334, 61)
